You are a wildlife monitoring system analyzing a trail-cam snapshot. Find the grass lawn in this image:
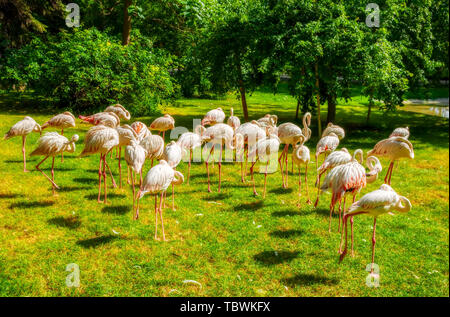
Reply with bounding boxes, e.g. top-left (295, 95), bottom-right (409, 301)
top-left (0, 86), bottom-right (448, 297)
